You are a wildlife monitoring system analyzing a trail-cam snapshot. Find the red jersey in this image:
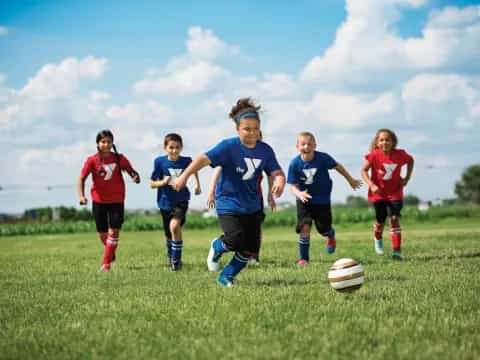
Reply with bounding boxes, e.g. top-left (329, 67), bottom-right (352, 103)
top-left (80, 153), bottom-right (135, 203)
top-left (365, 149), bottom-right (413, 202)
